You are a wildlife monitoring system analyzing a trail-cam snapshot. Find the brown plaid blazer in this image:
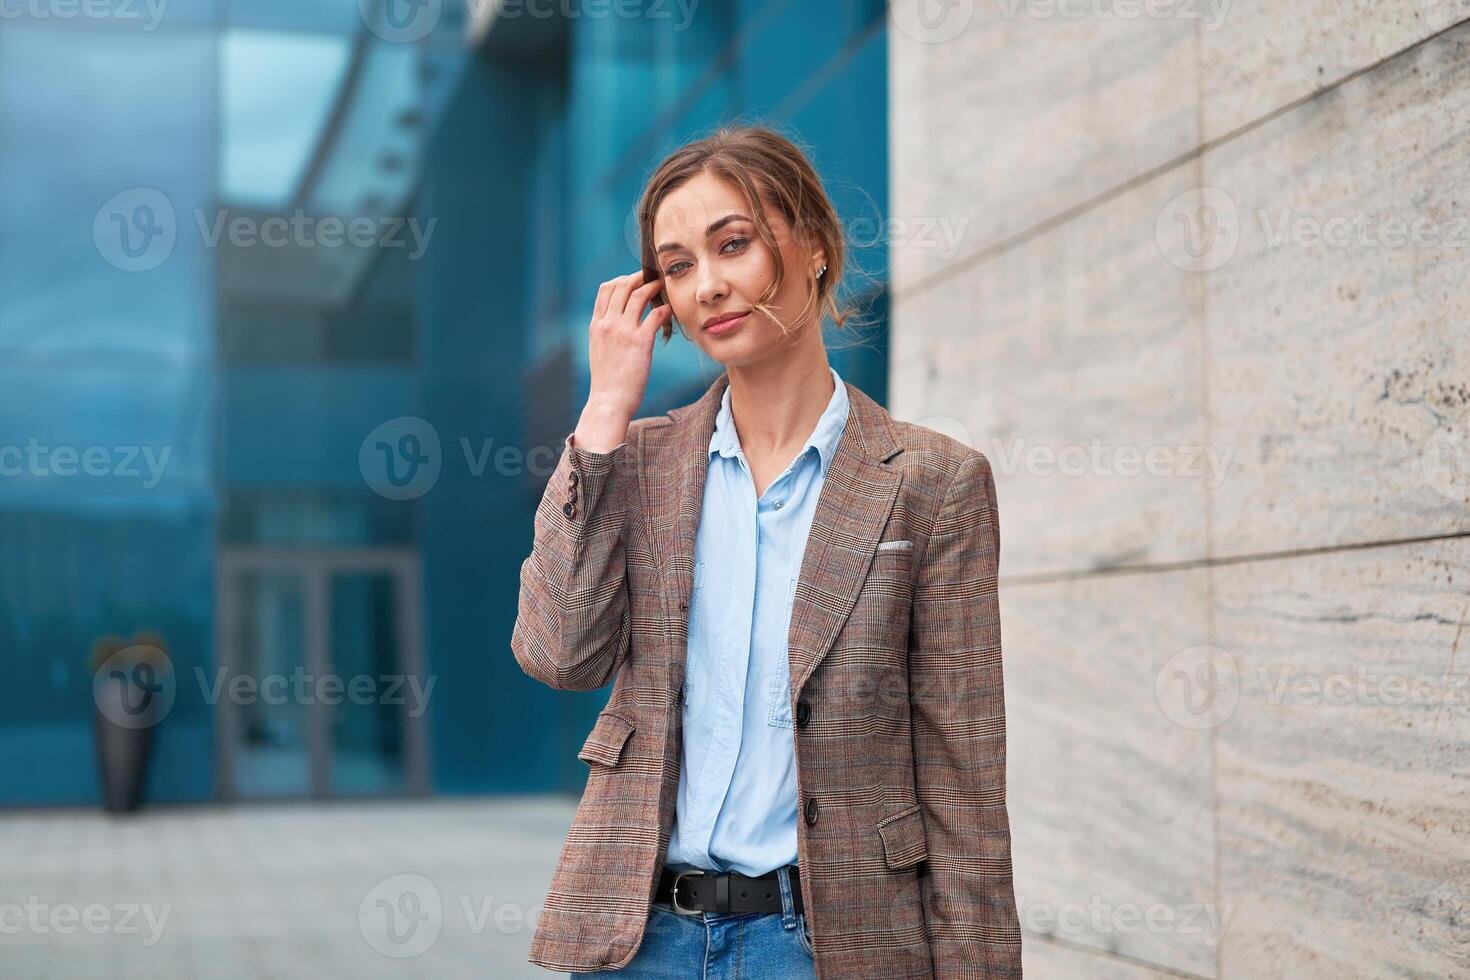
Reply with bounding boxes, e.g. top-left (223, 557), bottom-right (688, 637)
top-left (511, 371), bottom-right (1022, 978)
